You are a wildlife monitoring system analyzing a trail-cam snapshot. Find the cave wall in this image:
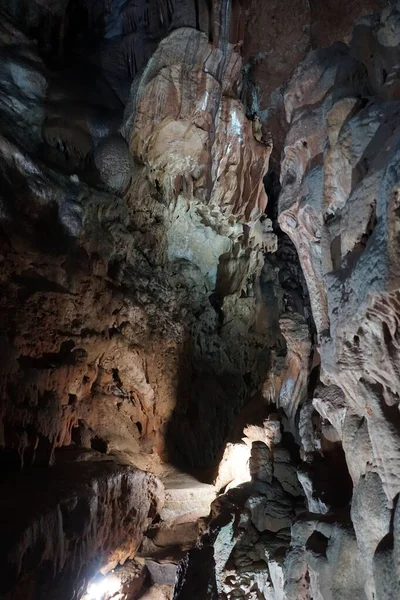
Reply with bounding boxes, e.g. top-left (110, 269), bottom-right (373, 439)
top-left (1, 1), bottom-right (400, 599)
top-left (277, 8), bottom-right (400, 598)
top-left (0, 3), bottom-right (279, 595)
top-left (0, 2), bottom-right (277, 476)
